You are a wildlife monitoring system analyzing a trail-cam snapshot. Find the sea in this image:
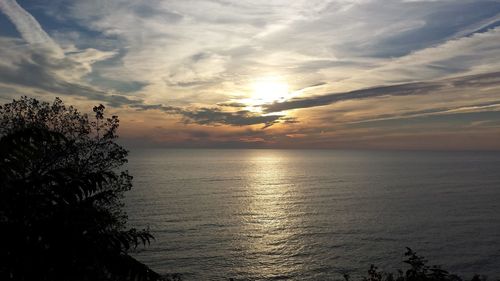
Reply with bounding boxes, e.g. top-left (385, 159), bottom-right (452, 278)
top-left (124, 149), bottom-right (500, 280)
